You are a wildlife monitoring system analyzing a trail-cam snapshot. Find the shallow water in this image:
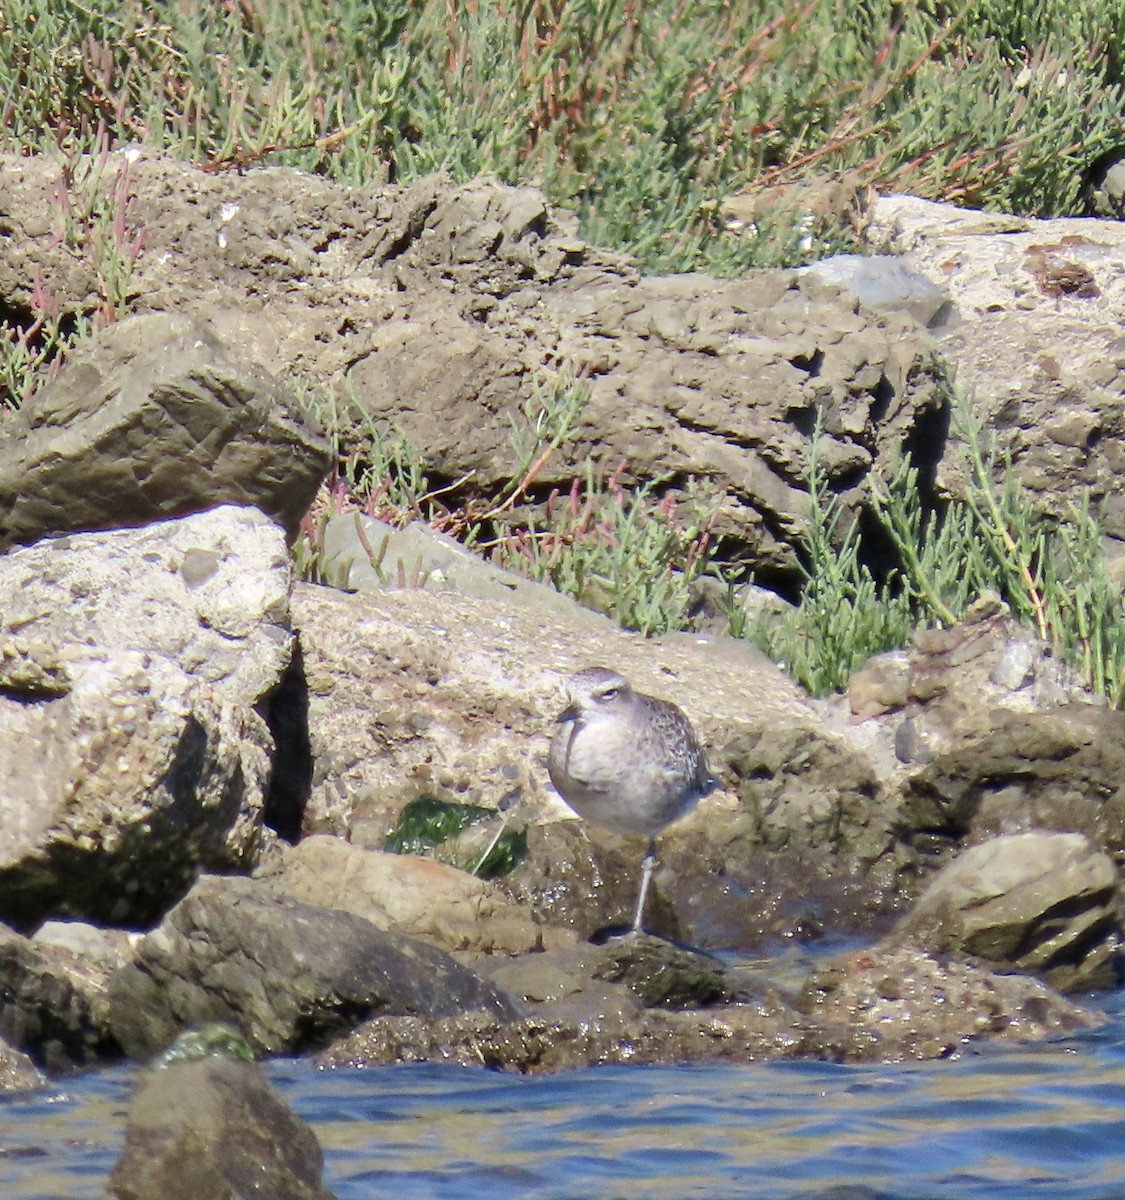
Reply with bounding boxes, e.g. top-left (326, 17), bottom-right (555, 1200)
top-left (5, 989), bottom-right (1125, 1200)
